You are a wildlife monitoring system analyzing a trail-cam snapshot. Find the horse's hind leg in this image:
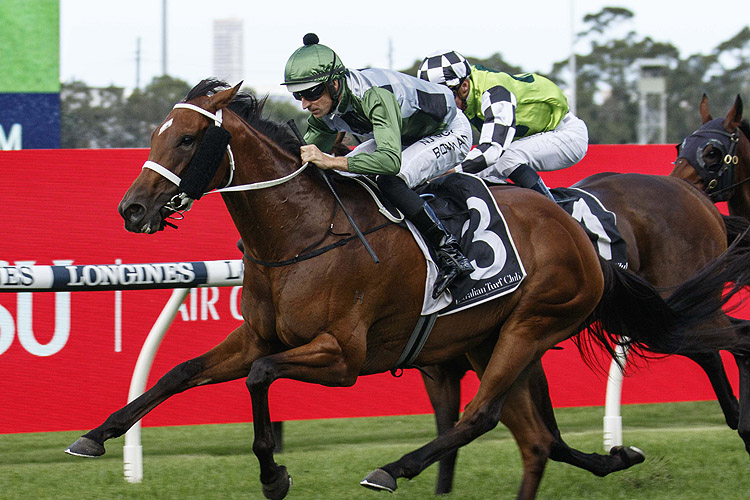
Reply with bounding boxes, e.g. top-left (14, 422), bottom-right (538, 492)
top-left (422, 358), bottom-right (646, 496)
top-left (522, 360), bottom-right (645, 476)
top-left (420, 359), bottom-right (469, 495)
top-left (685, 350), bottom-right (739, 429)
top-left (363, 322), bottom-right (570, 498)
top-left (66, 323), bottom-right (263, 457)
